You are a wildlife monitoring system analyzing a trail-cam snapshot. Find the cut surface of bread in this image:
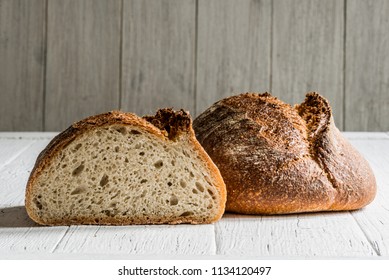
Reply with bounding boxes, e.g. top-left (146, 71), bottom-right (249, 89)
top-left (193, 92), bottom-right (376, 214)
top-left (25, 110), bottom-right (226, 225)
